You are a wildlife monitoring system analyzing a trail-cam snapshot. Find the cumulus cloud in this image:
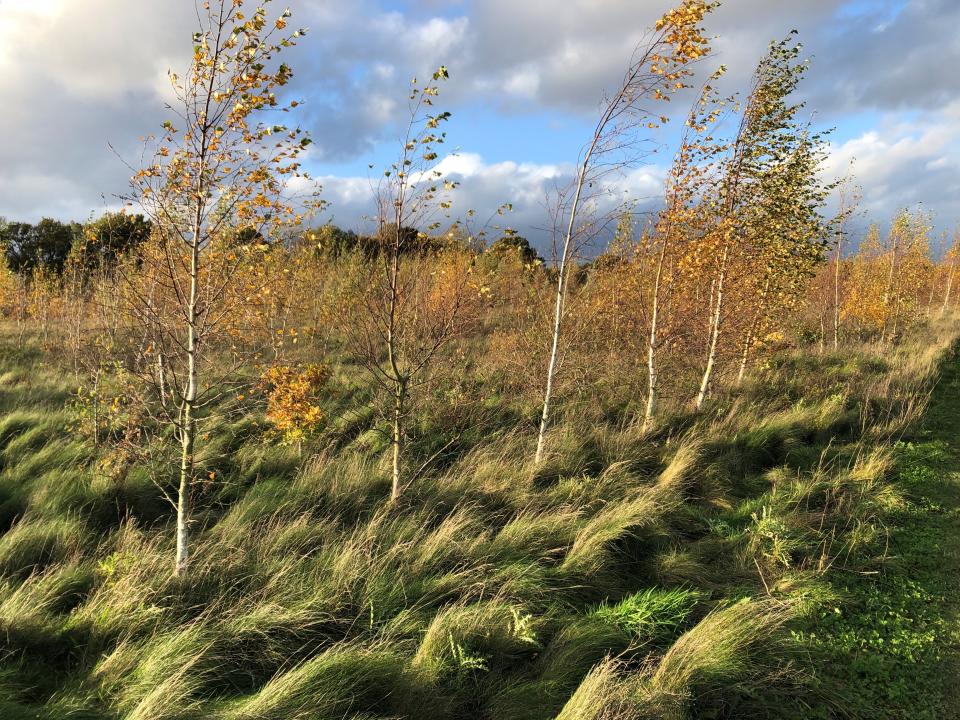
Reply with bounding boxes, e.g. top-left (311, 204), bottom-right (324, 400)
top-left (822, 102), bottom-right (960, 232)
top-left (455, 0), bottom-right (960, 119)
top-left (809, 0), bottom-right (960, 112)
top-left (316, 152), bottom-right (665, 253)
top-left (0, 0), bottom-right (192, 219)
top-left (0, 0), bottom-right (957, 241)
top-left (280, 1), bottom-right (472, 161)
